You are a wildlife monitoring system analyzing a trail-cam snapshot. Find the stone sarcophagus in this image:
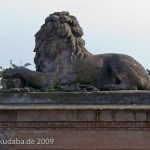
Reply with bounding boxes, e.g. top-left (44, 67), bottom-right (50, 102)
top-left (0, 91), bottom-right (150, 150)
